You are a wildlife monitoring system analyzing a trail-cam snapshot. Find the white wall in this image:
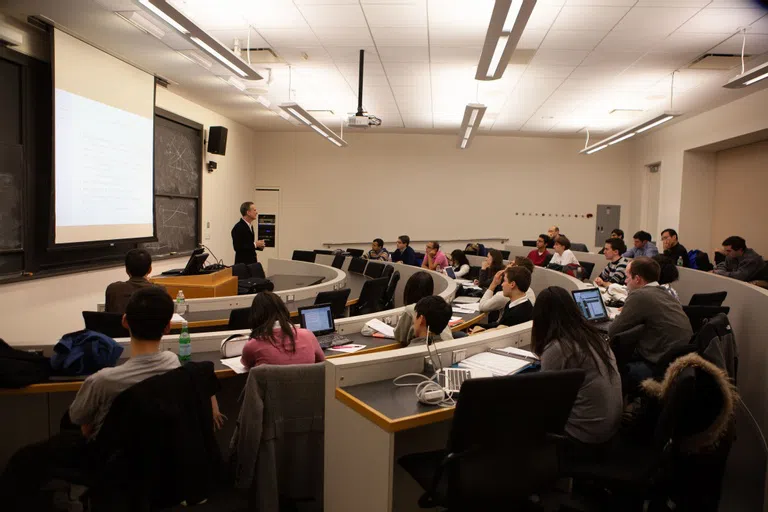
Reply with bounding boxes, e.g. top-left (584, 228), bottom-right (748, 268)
top-left (251, 132), bottom-right (634, 257)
